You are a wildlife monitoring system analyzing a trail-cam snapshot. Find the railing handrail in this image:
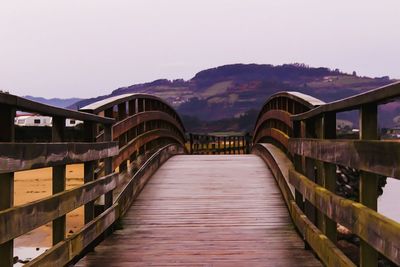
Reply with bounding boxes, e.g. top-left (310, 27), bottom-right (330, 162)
top-left (292, 81), bottom-right (400, 121)
top-left (79, 93), bottom-right (185, 130)
top-left (254, 91), bottom-right (325, 130)
top-left (0, 92), bottom-right (114, 124)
